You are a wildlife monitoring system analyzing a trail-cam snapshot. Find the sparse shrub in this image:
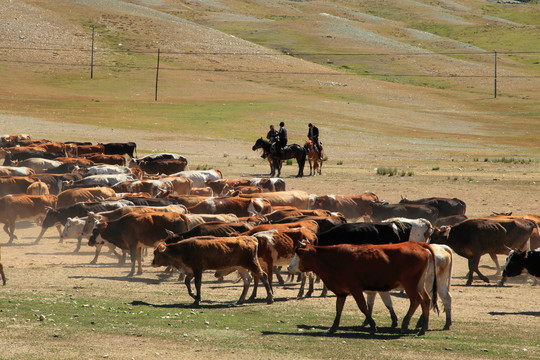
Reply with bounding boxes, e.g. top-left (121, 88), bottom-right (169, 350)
top-left (223, 153), bottom-right (229, 158)
top-left (337, 160), bottom-right (343, 165)
top-left (432, 167), bottom-right (440, 171)
top-left (286, 159), bottom-right (293, 166)
top-left (377, 167), bottom-right (398, 176)
top-left (196, 164), bottom-right (213, 170)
